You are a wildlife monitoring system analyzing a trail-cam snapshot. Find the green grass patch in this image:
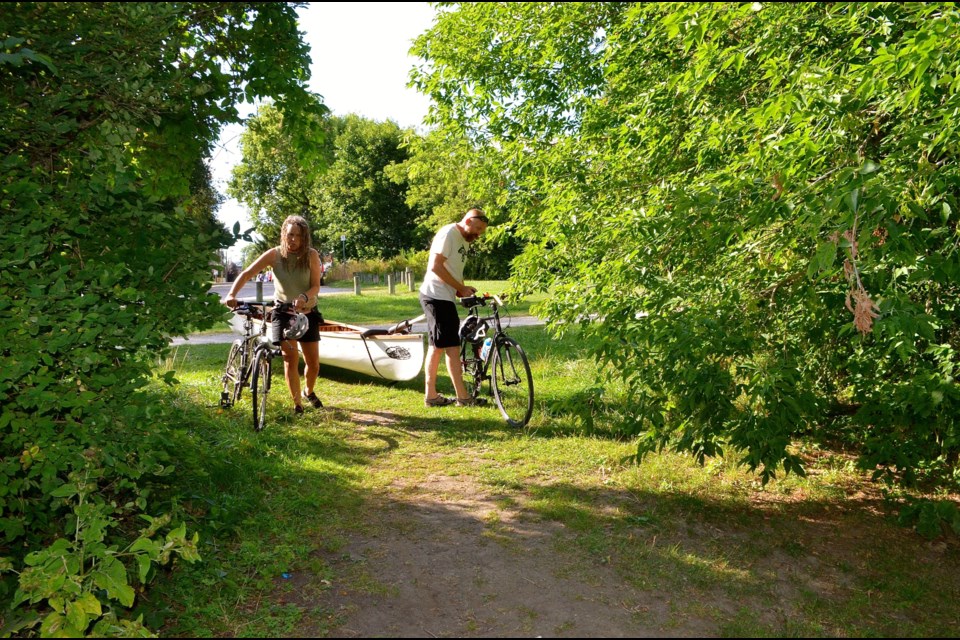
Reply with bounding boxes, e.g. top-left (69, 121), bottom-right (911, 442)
top-left (144, 288), bottom-right (960, 636)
